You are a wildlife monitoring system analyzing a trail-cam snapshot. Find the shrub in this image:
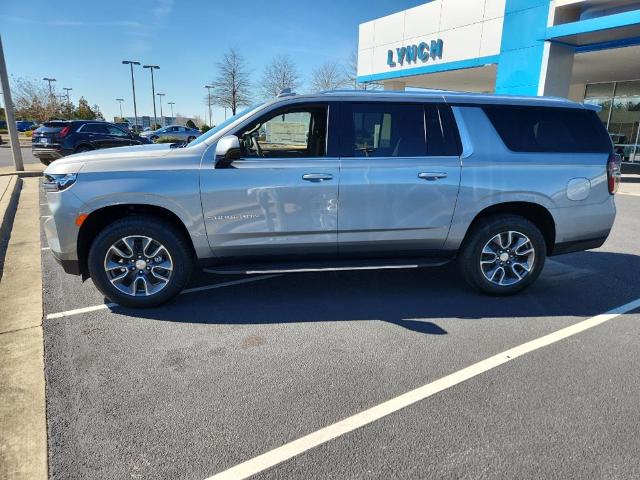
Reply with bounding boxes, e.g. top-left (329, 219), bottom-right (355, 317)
top-left (0, 129), bottom-right (7, 134)
top-left (155, 136), bottom-right (184, 144)
top-left (186, 119), bottom-right (197, 130)
top-left (200, 124), bottom-right (211, 133)
top-left (24, 130), bottom-right (33, 138)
